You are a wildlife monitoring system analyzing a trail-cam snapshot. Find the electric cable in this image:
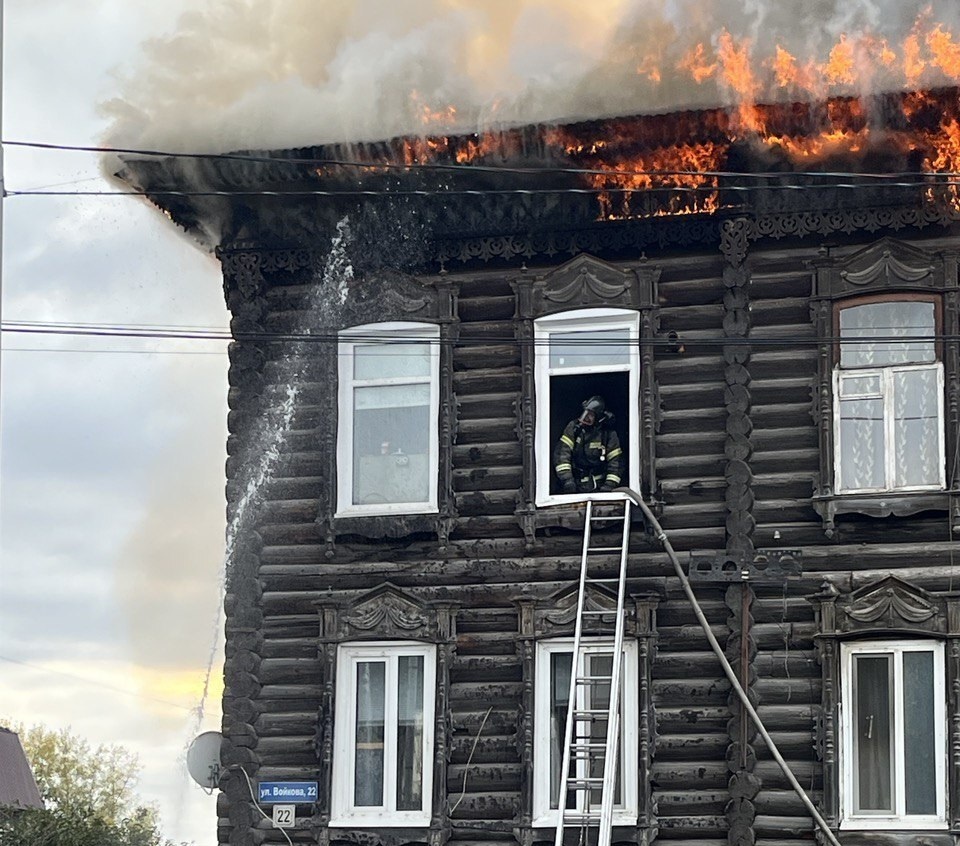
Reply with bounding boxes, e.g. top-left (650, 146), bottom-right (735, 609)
top-left (5, 138), bottom-right (960, 182)
top-left (614, 488), bottom-right (843, 846)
